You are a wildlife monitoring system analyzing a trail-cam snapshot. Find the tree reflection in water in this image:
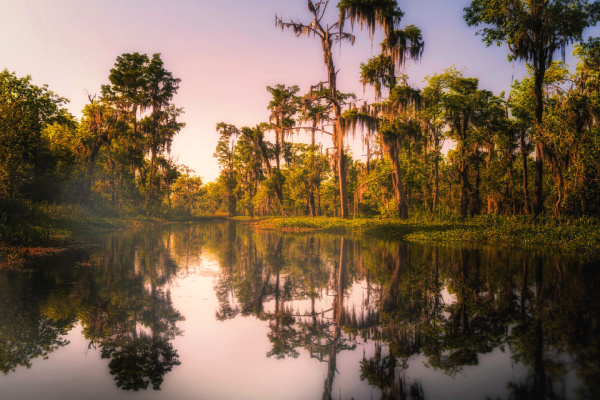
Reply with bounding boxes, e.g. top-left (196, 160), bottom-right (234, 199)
top-left (209, 223), bottom-right (599, 400)
top-left (0, 228), bottom-right (186, 391)
top-left (0, 267), bottom-right (78, 374)
top-left (1, 222), bottom-right (598, 399)
top-left (76, 230), bottom-right (185, 391)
